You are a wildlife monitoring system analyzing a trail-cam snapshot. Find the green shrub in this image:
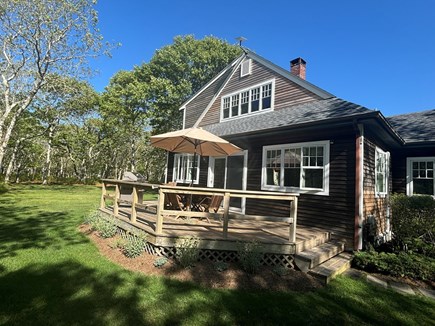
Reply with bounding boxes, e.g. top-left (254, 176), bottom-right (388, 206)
top-left (84, 210), bottom-right (101, 228)
top-left (121, 230), bottom-right (147, 258)
top-left (214, 261), bottom-right (228, 272)
top-left (84, 210), bottom-right (117, 238)
top-left (237, 241), bottom-right (263, 274)
top-left (353, 250), bottom-right (435, 281)
top-left (153, 257), bottom-right (168, 268)
top-left (96, 219), bottom-right (118, 238)
top-left (110, 237), bottom-right (126, 250)
top-left (273, 266), bottom-right (290, 276)
top-left (176, 236), bottom-right (200, 268)
top-left (391, 193), bottom-right (435, 256)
